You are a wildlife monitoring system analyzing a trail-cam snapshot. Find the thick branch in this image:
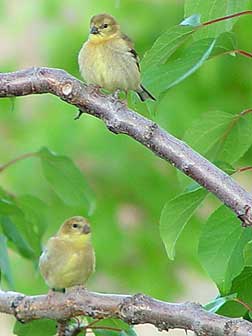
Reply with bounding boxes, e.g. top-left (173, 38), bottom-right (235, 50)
top-left (0, 288), bottom-right (252, 335)
top-left (0, 67), bottom-right (252, 225)
top-left (0, 287), bottom-right (252, 336)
